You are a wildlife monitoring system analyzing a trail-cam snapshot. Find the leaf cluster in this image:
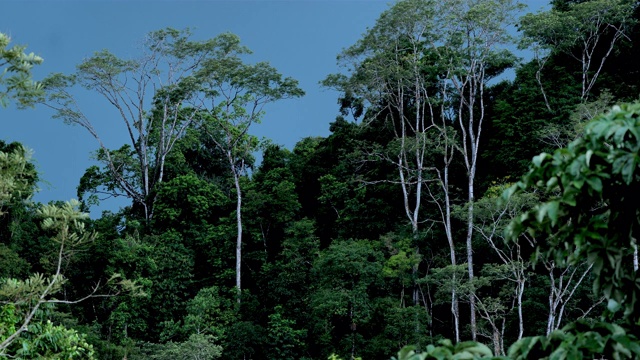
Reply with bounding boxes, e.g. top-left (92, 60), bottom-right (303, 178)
top-left (505, 103), bottom-right (640, 326)
top-left (0, 32), bottom-right (43, 108)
